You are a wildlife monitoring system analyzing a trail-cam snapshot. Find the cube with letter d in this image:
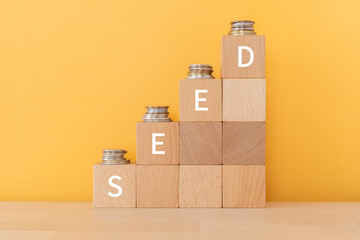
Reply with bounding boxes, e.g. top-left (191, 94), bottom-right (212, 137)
top-left (221, 35), bottom-right (265, 78)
